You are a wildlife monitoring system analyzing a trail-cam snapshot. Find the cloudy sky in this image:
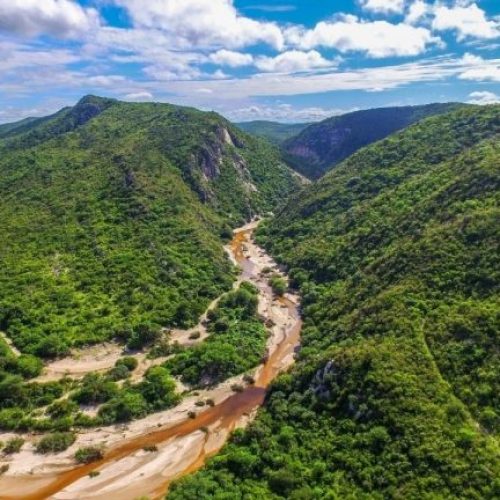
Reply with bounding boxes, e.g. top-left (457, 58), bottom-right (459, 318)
top-left (0, 0), bottom-right (499, 123)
